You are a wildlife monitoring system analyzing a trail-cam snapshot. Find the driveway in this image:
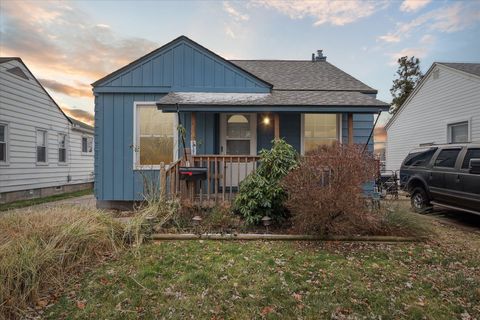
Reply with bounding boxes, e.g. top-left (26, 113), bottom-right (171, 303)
top-left (14, 194), bottom-right (97, 212)
top-left (395, 197), bottom-right (480, 233)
